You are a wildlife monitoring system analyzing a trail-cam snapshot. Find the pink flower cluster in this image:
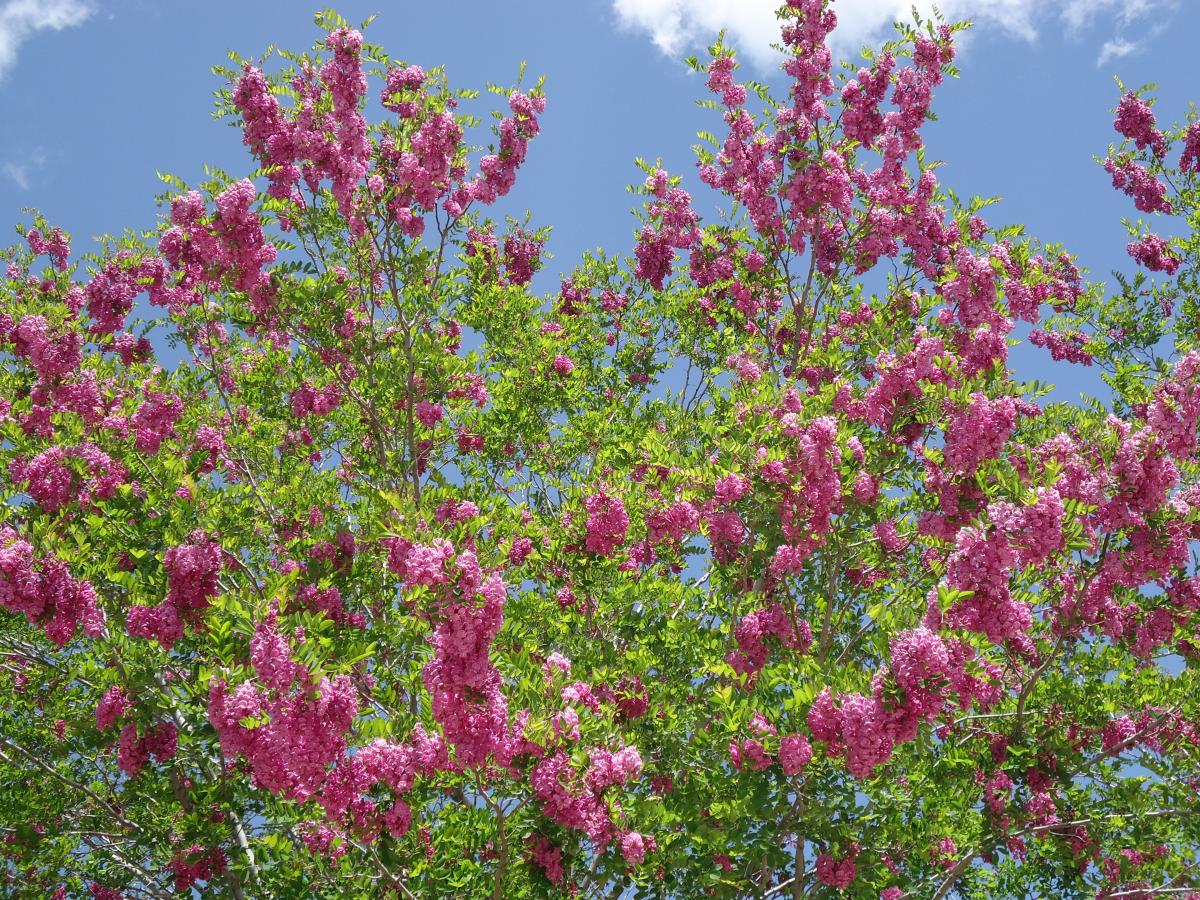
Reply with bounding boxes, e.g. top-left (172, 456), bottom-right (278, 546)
top-left (552, 353), bottom-right (575, 377)
top-left (381, 64), bottom-right (426, 116)
top-left (8, 447), bottom-right (73, 511)
top-left (780, 0), bottom-right (838, 124)
top-left (815, 843), bottom-right (858, 889)
top-left (448, 90), bottom-right (546, 213)
top-left (95, 686), bottom-right (130, 731)
top-left (155, 181), bottom-right (279, 322)
top-left (414, 399), bottom-right (443, 428)
top-left (942, 393), bottom-right (1017, 476)
top-left (1114, 92), bottom-right (1167, 157)
top-left (1104, 157), bottom-right (1172, 214)
top-left (945, 526), bottom-right (1031, 647)
top-left (320, 29), bottom-right (371, 226)
top-left (706, 55), bottom-right (747, 108)
top-left (989, 487), bottom-right (1065, 566)
top-left (1029, 328), bottom-right (1092, 365)
top-left (291, 381), bottom-right (343, 419)
top-left (25, 227), bottom-right (71, 269)
top-left (620, 830), bottom-right (652, 865)
top-left (84, 255), bottom-right (164, 335)
top-left (387, 538), bottom-right (516, 767)
top-left (5, 314), bottom-right (82, 382)
top-left (729, 714), bottom-right (812, 778)
top-left (583, 491), bottom-right (629, 557)
top-left (645, 500), bottom-right (699, 546)
top-left (0, 527), bottom-right (105, 647)
top-left (209, 618), bottom-right (359, 802)
top-left (1127, 233), bottom-right (1180, 275)
top-left (779, 732), bottom-right (813, 775)
top-left (384, 536), bottom-right (453, 588)
top-left (317, 727), bottom-right (446, 840)
top-left (378, 106), bottom-right (463, 236)
top-left (127, 531), bottom-right (222, 650)
top-left (502, 228), bottom-right (544, 286)
top-left (1148, 352), bottom-right (1200, 457)
top-left (167, 845), bottom-right (227, 892)
top-left (768, 415), bottom-right (843, 559)
top-left (423, 558), bottom-right (512, 767)
top-left (116, 721), bottom-right (177, 777)
top-left (530, 744), bottom-right (643, 847)
top-left (805, 628), bottom-right (962, 779)
top-left (1180, 121), bottom-right (1200, 172)
top-left (700, 56), bottom-right (786, 241)
top-left (841, 53), bottom-right (896, 147)
top-left (293, 583), bottom-right (360, 628)
top-left (728, 601), bottom-right (813, 676)
top-left (729, 712), bottom-right (775, 771)
top-left (943, 248), bottom-right (1000, 329)
top-left (855, 334), bottom-right (947, 430)
top-left (232, 32), bottom-right (372, 232)
top-left (131, 389), bottom-right (183, 454)
top-left (527, 835), bottom-right (564, 885)
top-left (635, 169), bottom-right (700, 290)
